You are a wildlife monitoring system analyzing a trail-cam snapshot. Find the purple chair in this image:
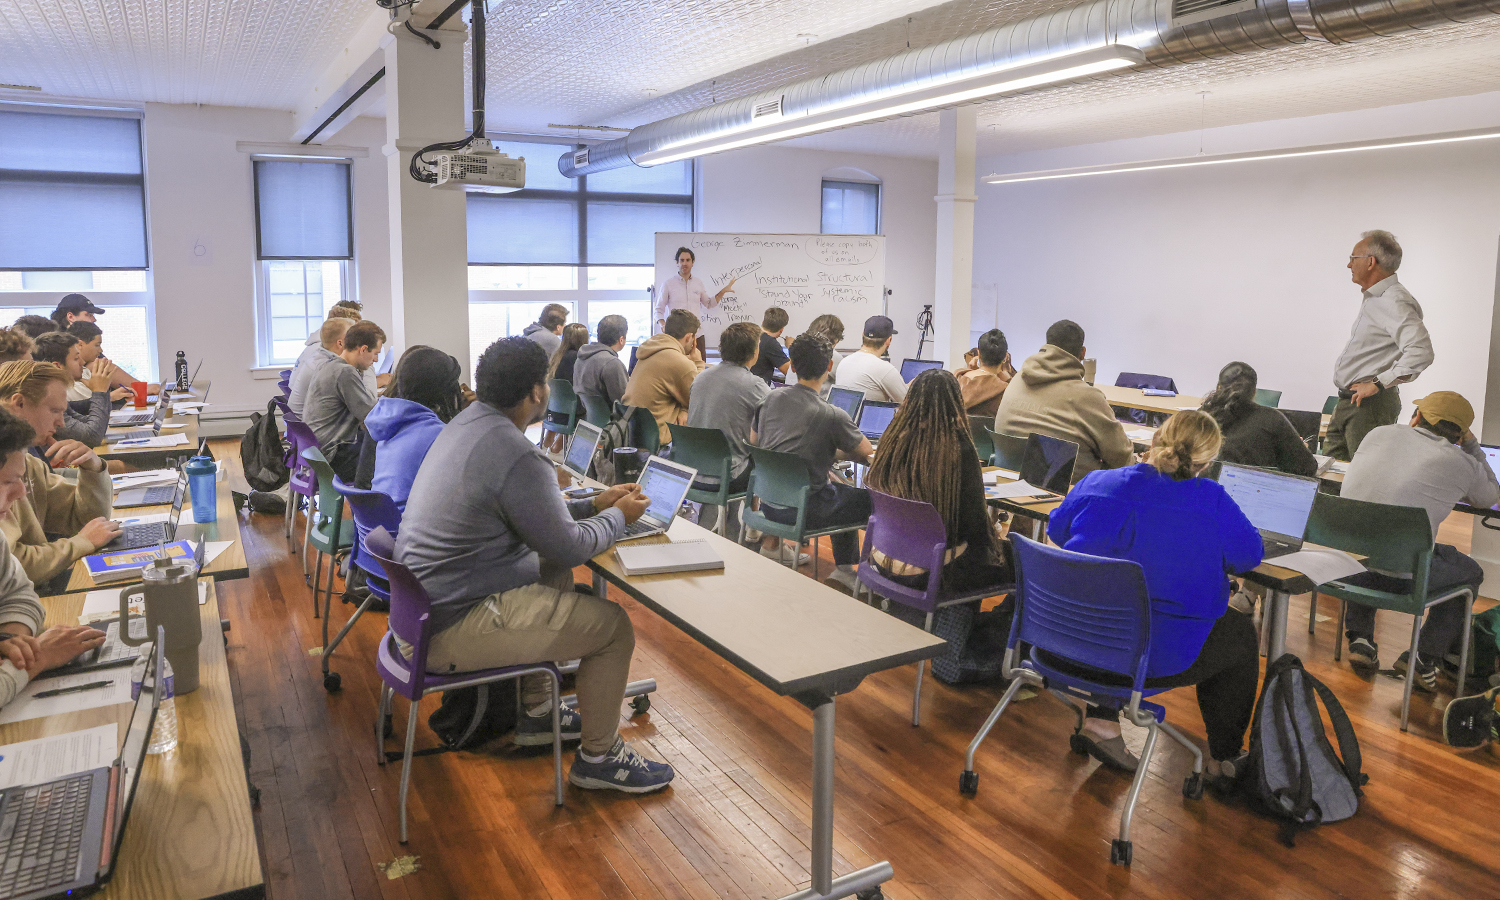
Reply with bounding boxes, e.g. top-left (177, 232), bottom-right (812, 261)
top-left (320, 478), bottom-right (400, 693)
top-left (856, 490), bottom-right (1013, 726)
top-left (283, 420), bottom-right (322, 573)
top-left (363, 527), bottom-right (564, 842)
